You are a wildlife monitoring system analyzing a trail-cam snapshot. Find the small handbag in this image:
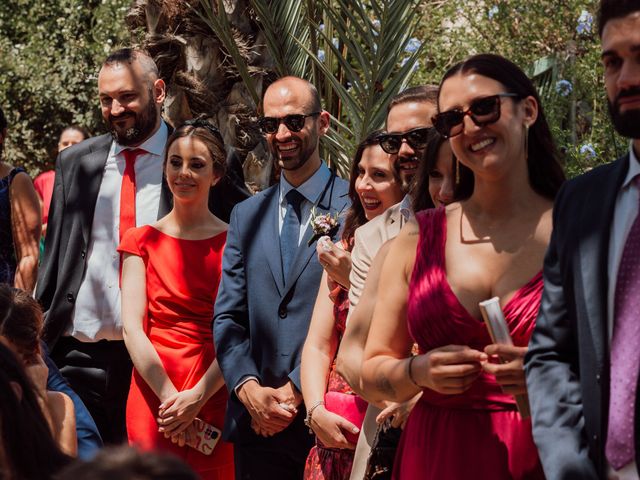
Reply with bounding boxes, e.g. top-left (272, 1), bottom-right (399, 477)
top-left (363, 422), bottom-right (400, 480)
top-left (323, 391), bottom-right (368, 444)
